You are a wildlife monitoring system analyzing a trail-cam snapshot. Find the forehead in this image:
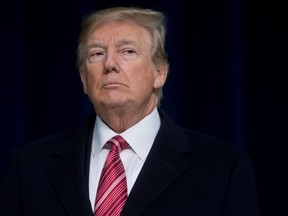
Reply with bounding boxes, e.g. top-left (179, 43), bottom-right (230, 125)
top-left (88, 21), bottom-right (152, 45)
